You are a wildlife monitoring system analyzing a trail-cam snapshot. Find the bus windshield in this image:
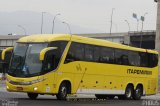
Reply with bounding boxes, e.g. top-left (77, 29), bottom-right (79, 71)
top-left (8, 43), bottom-right (48, 77)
